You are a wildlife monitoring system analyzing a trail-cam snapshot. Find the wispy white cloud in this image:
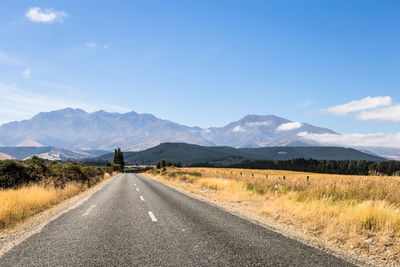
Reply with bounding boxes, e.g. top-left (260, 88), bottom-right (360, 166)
top-left (0, 84), bottom-right (130, 125)
top-left (298, 131), bottom-right (400, 148)
top-left (276, 122), bottom-right (302, 131)
top-left (356, 104), bottom-right (400, 122)
top-left (25, 7), bottom-right (67, 23)
top-left (85, 42), bottom-right (96, 48)
top-left (22, 68), bottom-right (31, 78)
top-left (232, 125), bottom-right (246, 132)
top-left (0, 50), bottom-right (23, 66)
top-left (245, 121), bottom-right (270, 127)
top-left (324, 96), bottom-right (391, 116)
top-left (0, 83), bottom-right (91, 124)
top-left (32, 80), bottom-right (78, 93)
top-left (297, 99), bottom-right (316, 108)
top-left (104, 44), bottom-right (110, 49)
top-left (100, 104), bottom-right (131, 114)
